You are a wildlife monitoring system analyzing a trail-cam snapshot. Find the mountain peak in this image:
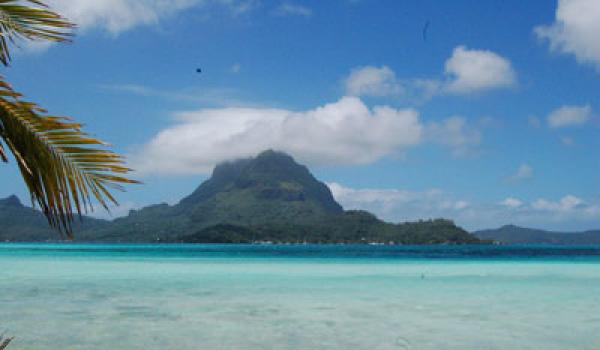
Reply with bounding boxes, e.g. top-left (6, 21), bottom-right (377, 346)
top-left (179, 150), bottom-right (343, 213)
top-left (256, 149), bottom-right (292, 160)
top-left (0, 195), bottom-right (23, 207)
top-left (500, 224), bottom-right (520, 229)
top-left (253, 149), bottom-right (298, 166)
